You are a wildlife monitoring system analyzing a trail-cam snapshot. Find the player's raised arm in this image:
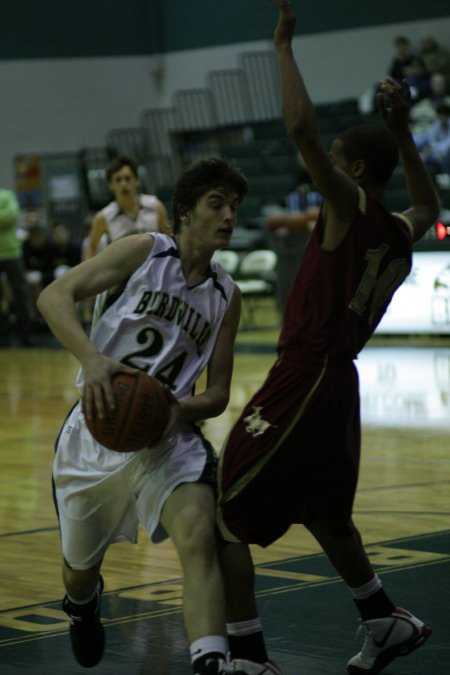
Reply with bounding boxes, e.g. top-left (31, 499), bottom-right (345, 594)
top-left (269, 0), bottom-right (358, 222)
top-left (377, 77), bottom-right (440, 241)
